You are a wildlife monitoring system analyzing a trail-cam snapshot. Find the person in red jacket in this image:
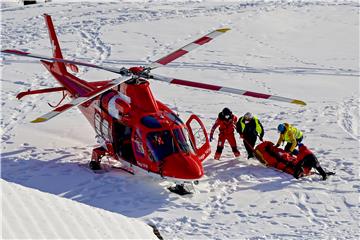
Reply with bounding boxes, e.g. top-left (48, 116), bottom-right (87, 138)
top-left (293, 143), bottom-right (335, 180)
top-left (209, 108), bottom-right (240, 160)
